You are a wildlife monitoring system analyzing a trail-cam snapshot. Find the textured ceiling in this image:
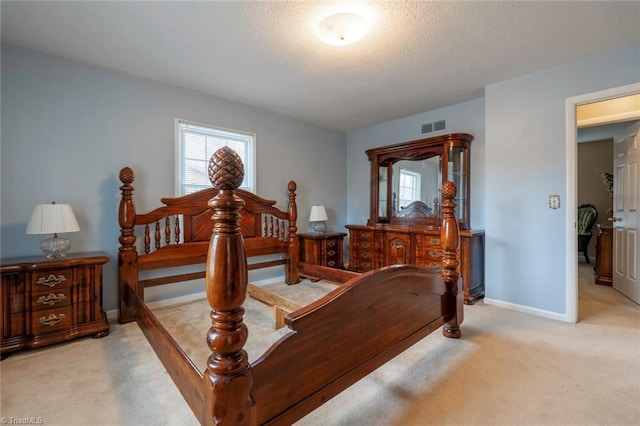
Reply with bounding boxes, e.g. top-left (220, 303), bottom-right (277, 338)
top-left (2, 1), bottom-right (639, 132)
